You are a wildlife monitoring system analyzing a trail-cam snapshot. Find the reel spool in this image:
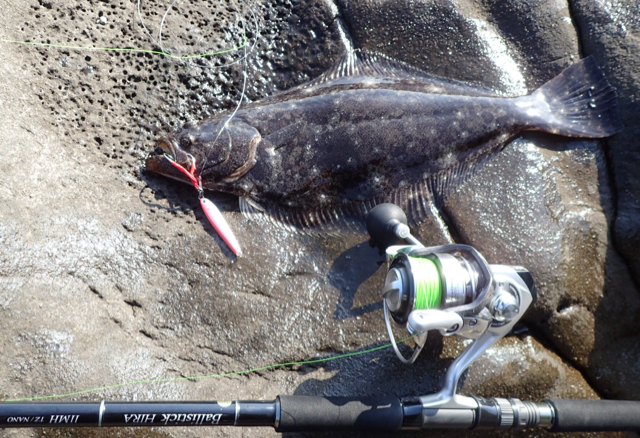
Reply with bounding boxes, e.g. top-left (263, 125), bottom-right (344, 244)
top-left (381, 244), bottom-right (527, 364)
top-left (367, 204), bottom-right (537, 405)
top-left (382, 247), bottom-right (486, 327)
